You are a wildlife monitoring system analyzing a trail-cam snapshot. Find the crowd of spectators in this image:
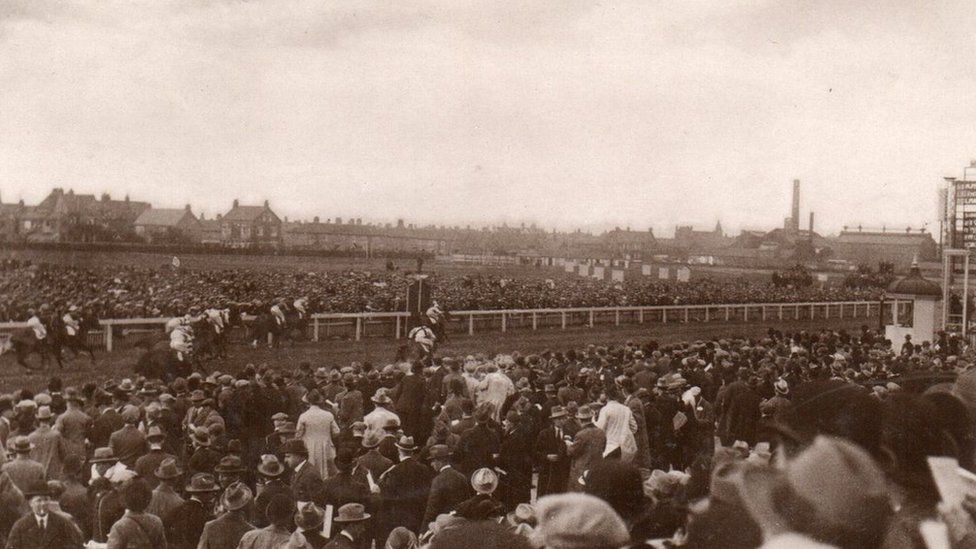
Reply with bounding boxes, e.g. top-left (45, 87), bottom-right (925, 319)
top-left (0, 326), bottom-right (974, 548)
top-left (0, 260), bottom-right (882, 321)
